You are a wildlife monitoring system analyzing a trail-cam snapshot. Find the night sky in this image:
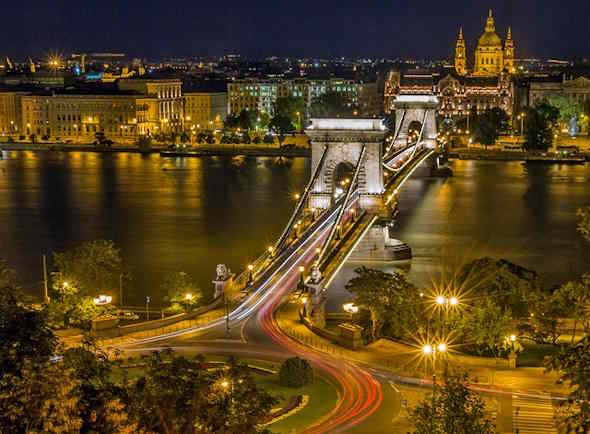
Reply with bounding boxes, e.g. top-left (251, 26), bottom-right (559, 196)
top-left (3, 0), bottom-right (589, 59)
